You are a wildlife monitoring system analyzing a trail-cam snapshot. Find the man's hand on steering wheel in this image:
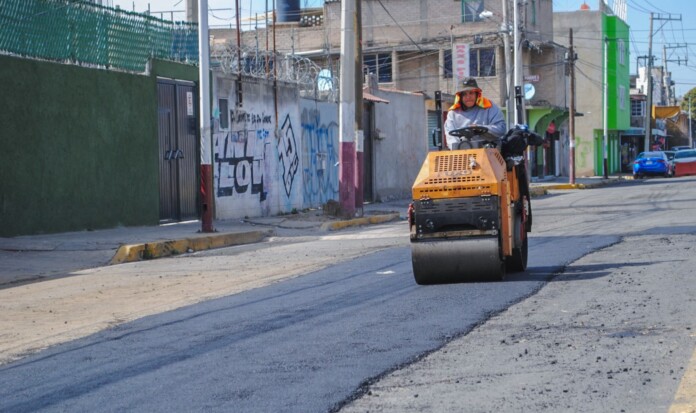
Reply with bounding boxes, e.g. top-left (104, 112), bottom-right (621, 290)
top-left (448, 125), bottom-right (490, 139)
